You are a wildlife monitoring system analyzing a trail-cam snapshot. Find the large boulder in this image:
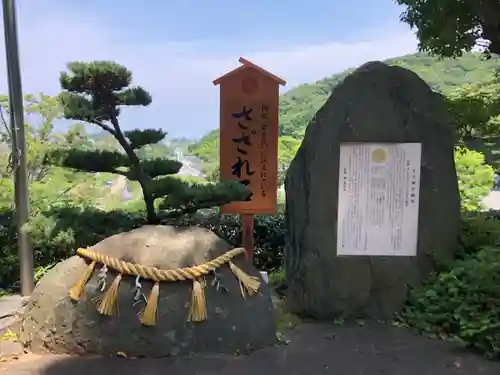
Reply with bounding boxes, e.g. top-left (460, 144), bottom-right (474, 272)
top-left (18, 225), bottom-right (275, 357)
top-left (284, 61), bottom-right (461, 320)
